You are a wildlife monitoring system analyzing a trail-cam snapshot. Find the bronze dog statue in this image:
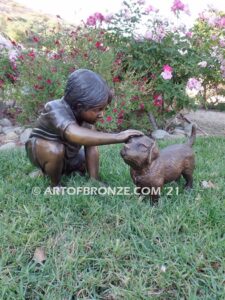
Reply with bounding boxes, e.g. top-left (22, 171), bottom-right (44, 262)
top-left (120, 125), bottom-right (196, 203)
